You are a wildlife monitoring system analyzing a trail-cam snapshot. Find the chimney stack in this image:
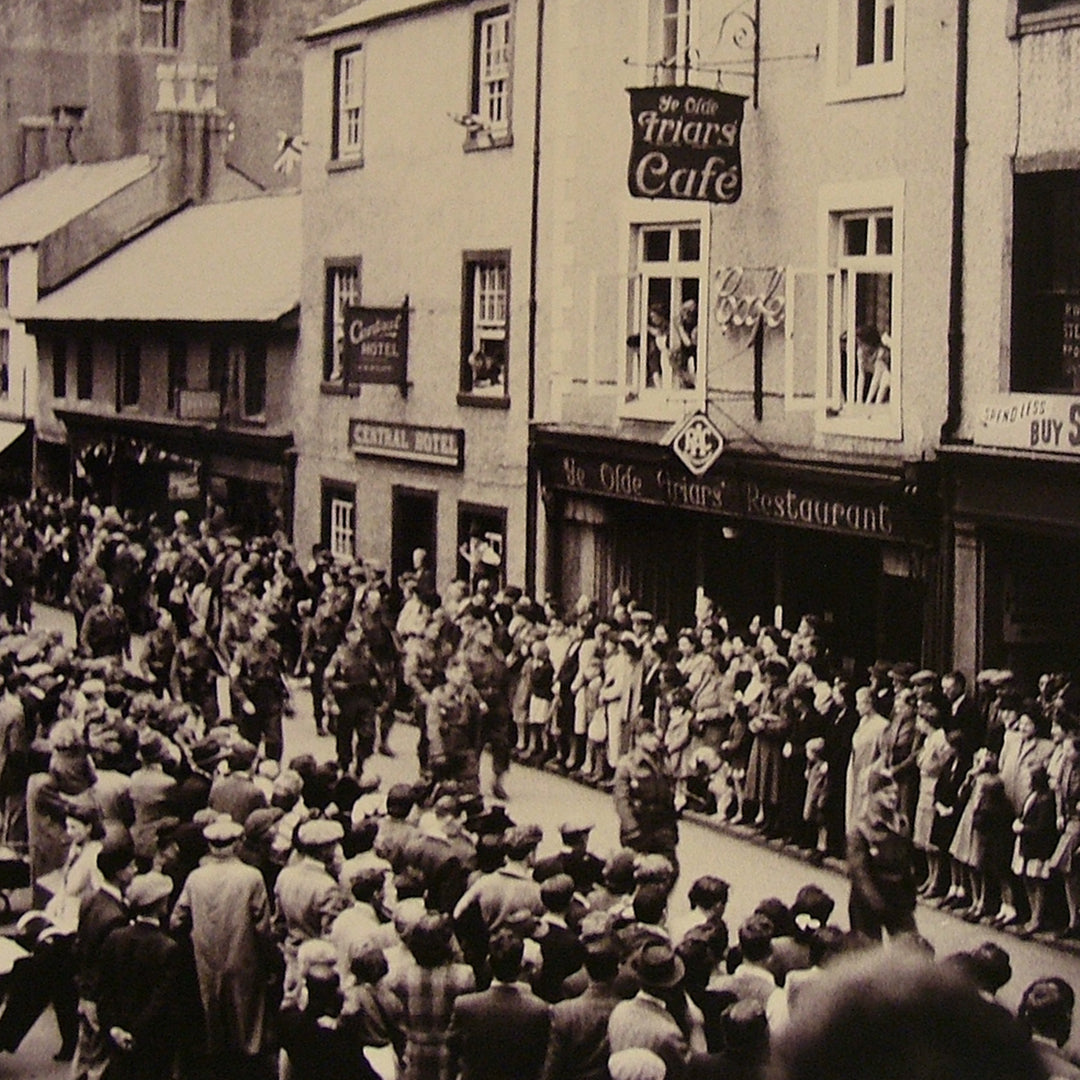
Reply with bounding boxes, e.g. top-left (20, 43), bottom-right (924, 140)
top-left (151, 62), bottom-right (226, 203)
